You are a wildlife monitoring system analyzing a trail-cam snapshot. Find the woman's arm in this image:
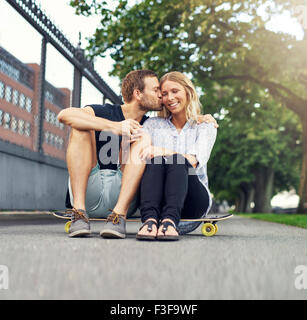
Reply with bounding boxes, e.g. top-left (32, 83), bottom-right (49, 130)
top-left (139, 117), bottom-right (198, 166)
top-left (139, 145), bottom-right (198, 168)
top-left (191, 123), bottom-right (217, 169)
